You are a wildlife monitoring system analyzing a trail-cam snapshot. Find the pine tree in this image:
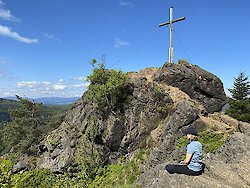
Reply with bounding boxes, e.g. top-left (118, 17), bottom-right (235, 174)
top-left (226, 71), bottom-right (250, 122)
top-left (228, 71), bottom-right (250, 100)
top-left (1, 95), bottom-right (45, 154)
